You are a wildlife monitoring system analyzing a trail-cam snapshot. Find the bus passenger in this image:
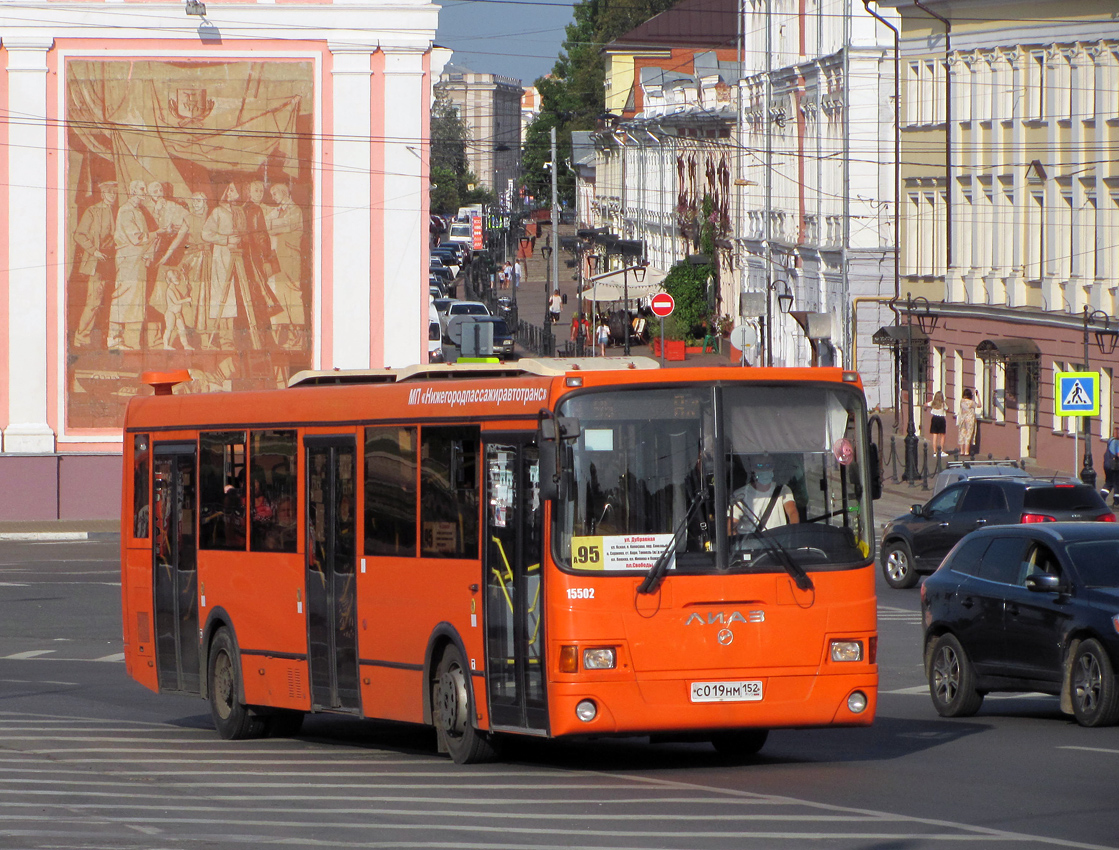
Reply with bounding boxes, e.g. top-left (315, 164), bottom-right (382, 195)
top-left (729, 455), bottom-right (799, 535)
